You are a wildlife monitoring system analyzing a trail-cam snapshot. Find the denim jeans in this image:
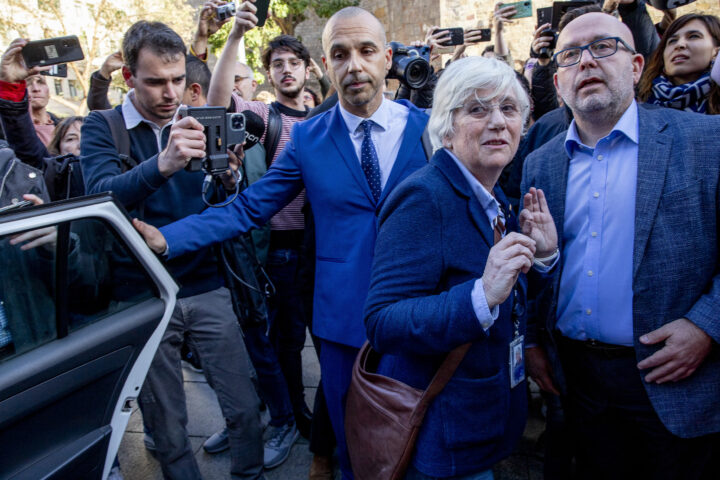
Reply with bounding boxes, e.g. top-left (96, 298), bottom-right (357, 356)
top-left (243, 322), bottom-right (295, 427)
top-left (266, 247), bottom-right (309, 416)
top-left (139, 287), bottom-right (263, 480)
